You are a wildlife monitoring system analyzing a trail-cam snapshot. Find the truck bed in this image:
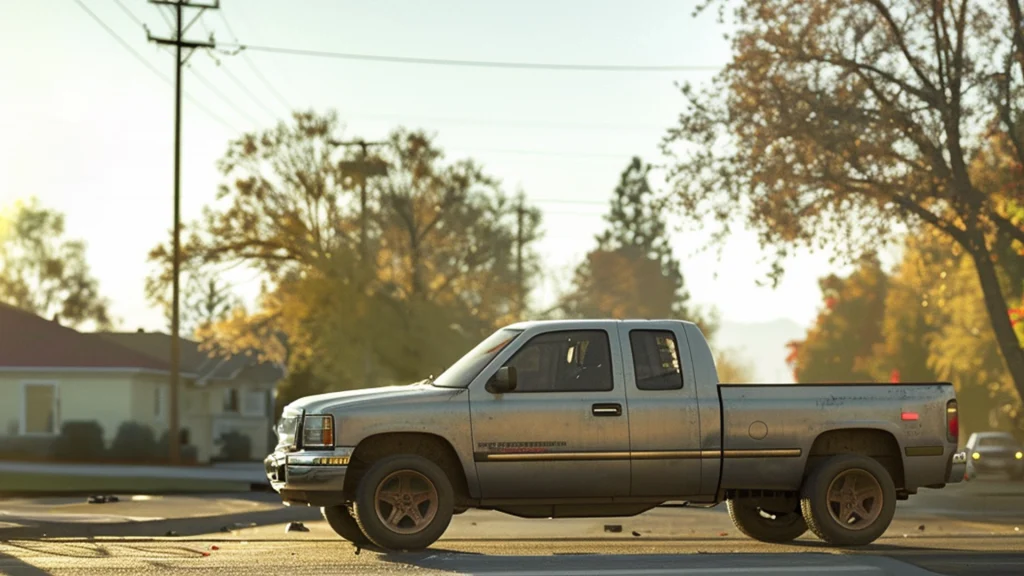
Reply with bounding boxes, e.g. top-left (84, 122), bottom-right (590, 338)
top-left (715, 382), bottom-right (958, 493)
